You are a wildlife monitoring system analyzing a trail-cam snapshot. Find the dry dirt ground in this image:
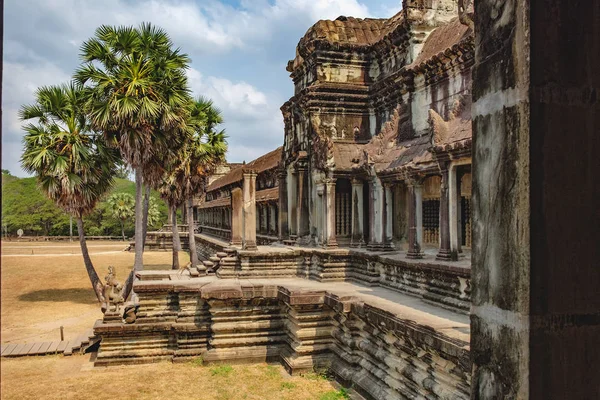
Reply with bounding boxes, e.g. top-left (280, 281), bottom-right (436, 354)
top-left (0, 240), bottom-right (189, 343)
top-left (0, 355), bottom-right (341, 400)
